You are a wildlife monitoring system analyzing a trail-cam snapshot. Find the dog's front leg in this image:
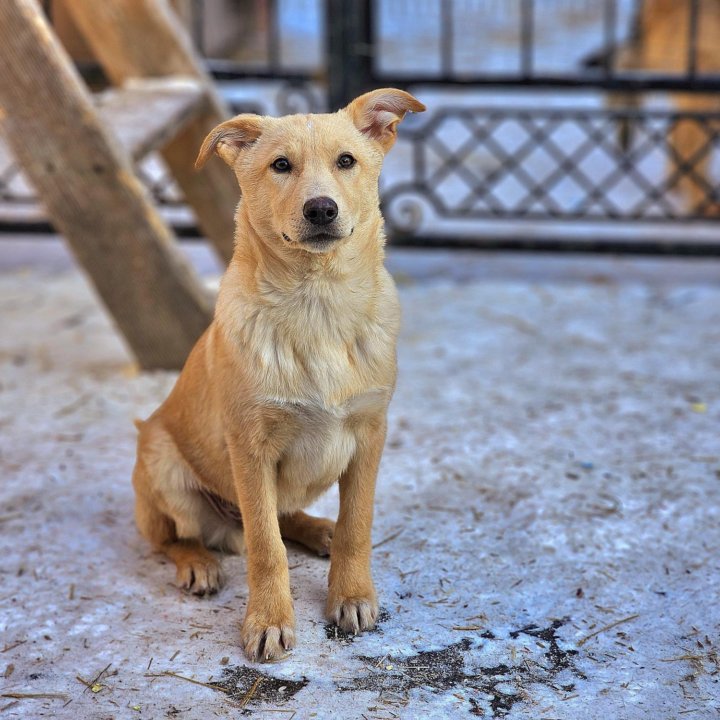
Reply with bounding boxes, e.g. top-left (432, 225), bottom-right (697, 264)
top-left (326, 415), bottom-right (387, 634)
top-left (228, 439), bottom-right (295, 662)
